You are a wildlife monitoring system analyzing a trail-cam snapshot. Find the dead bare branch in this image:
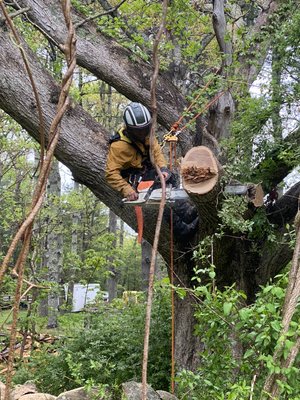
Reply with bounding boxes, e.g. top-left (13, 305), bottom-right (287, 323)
top-left (74, 0), bottom-right (127, 28)
top-left (0, 6), bottom-right (30, 25)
